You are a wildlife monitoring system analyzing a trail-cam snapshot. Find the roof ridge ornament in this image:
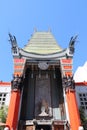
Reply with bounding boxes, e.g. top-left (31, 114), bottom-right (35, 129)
top-left (48, 28), bottom-right (51, 32)
top-left (34, 27), bottom-right (37, 33)
top-left (69, 35), bottom-right (78, 54)
top-left (9, 33), bottom-right (19, 57)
